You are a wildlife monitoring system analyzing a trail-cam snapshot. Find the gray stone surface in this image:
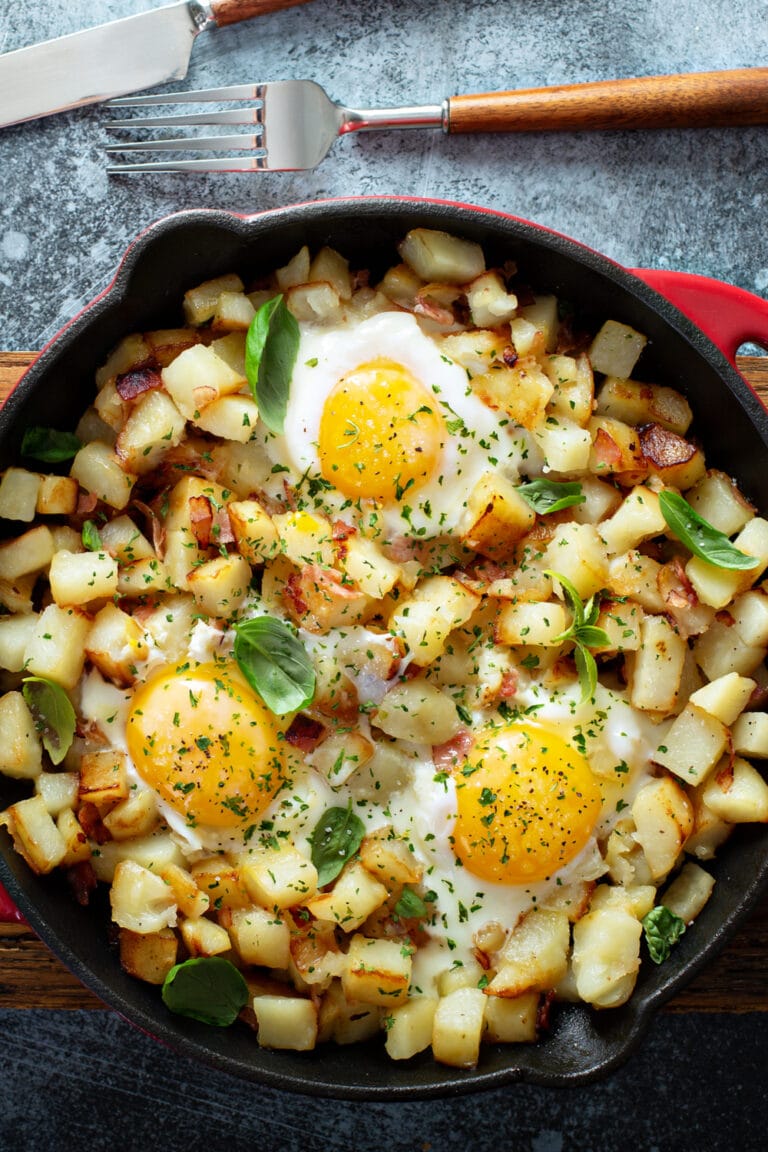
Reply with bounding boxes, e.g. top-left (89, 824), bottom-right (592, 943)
top-left (1, 0), bottom-right (768, 1145)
